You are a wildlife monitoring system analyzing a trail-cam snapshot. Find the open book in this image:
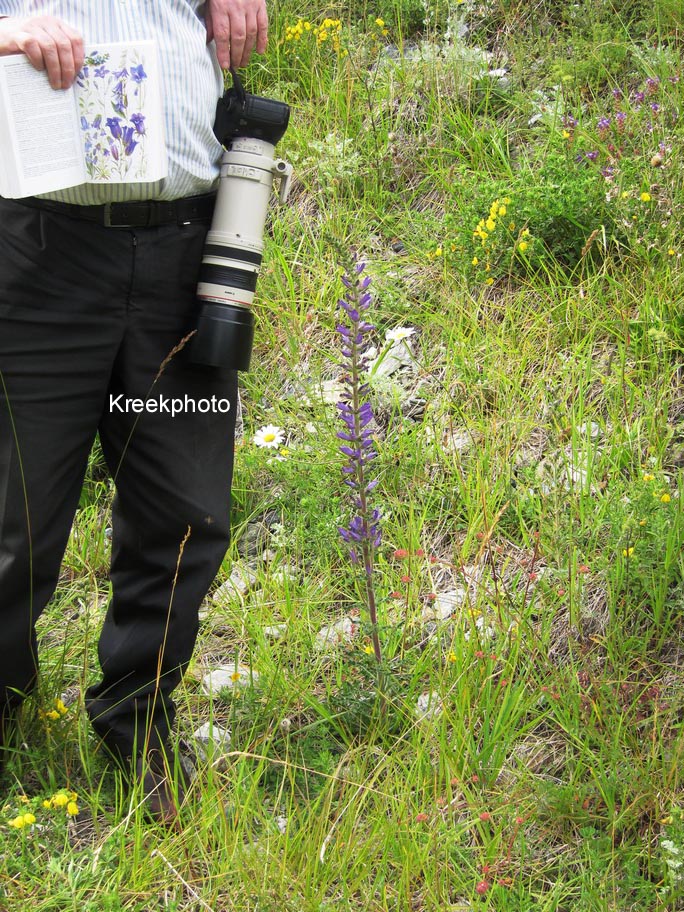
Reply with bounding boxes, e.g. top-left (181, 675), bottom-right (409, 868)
top-left (0, 41), bottom-right (166, 198)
